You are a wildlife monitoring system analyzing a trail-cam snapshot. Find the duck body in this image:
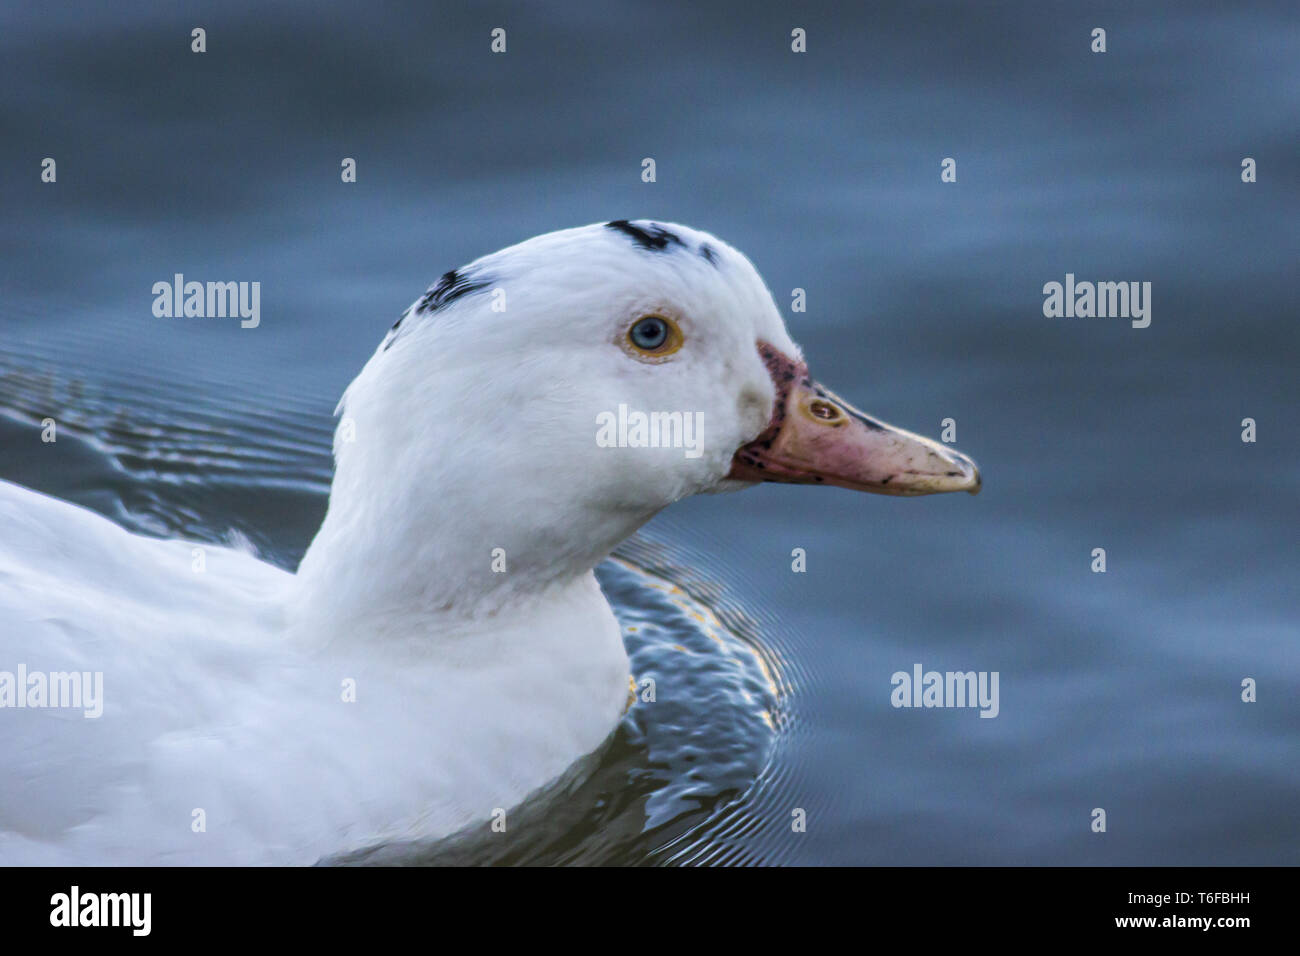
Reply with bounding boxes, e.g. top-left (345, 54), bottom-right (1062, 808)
top-left (0, 221), bottom-right (979, 864)
top-left (0, 481), bottom-right (628, 864)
